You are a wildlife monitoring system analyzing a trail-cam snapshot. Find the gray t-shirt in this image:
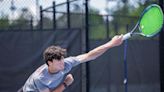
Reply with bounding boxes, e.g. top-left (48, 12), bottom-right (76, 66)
top-left (23, 57), bottom-right (80, 92)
